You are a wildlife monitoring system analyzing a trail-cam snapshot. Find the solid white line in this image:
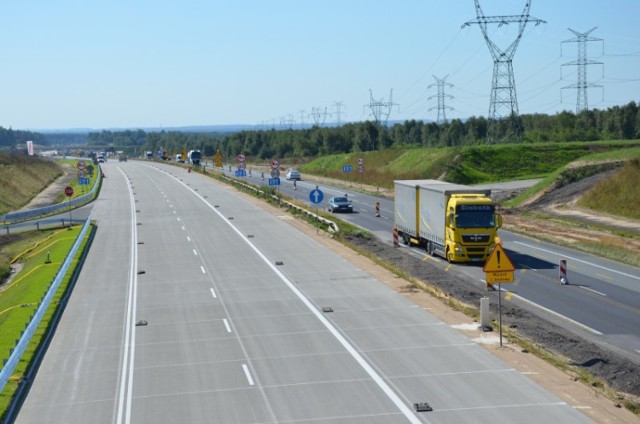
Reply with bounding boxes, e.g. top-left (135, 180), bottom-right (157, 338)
top-left (514, 241), bottom-right (640, 281)
top-left (223, 319), bottom-right (232, 333)
top-left (510, 292), bottom-right (603, 335)
top-left (200, 266), bottom-right (206, 274)
top-left (115, 168), bottom-right (139, 424)
top-left (210, 288), bottom-right (217, 299)
top-left (242, 364), bottom-right (254, 386)
top-left (193, 249), bottom-right (198, 256)
top-left (579, 286), bottom-right (607, 297)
